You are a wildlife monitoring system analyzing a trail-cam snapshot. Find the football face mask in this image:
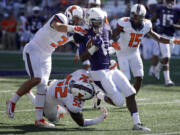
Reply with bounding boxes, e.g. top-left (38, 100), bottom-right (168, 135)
top-left (90, 18), bottom-right (104, 34)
